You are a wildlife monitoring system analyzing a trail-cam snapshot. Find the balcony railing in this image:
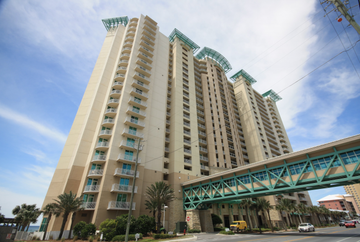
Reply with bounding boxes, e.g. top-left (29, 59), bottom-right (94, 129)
top-left (119, 140), bottom-right (141, 150)
top-left (184, 159), bottom-right (192, 164)
top-left (88, 169), bottom-right (104, 176)
top-left (108, 201), bottom-right (135, 210)
top-left (126, 107), bottom-right (146, 118)
top-left (84, 185), bottom-right (100, 192)
top-left (114, 168), bottom-right (139, 178)
top-left (200, 156), bottom-right (208, 161)
top-left (111, 184), bottom-right (137, 193)
top-left (99, 130), bottom-right (112, 136)
top-left (125, 117), bottom-right (145, 127)
top-left (92, 155), bottom-right (106, 161)
top-left (96, 142), bottom-right (109, 148)
top-left (82, 202), bottom-right (96, 210)
top-left (117, 154), bottom-right (141, 163)
top-left (128, 97), bottom-right (147, 108)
